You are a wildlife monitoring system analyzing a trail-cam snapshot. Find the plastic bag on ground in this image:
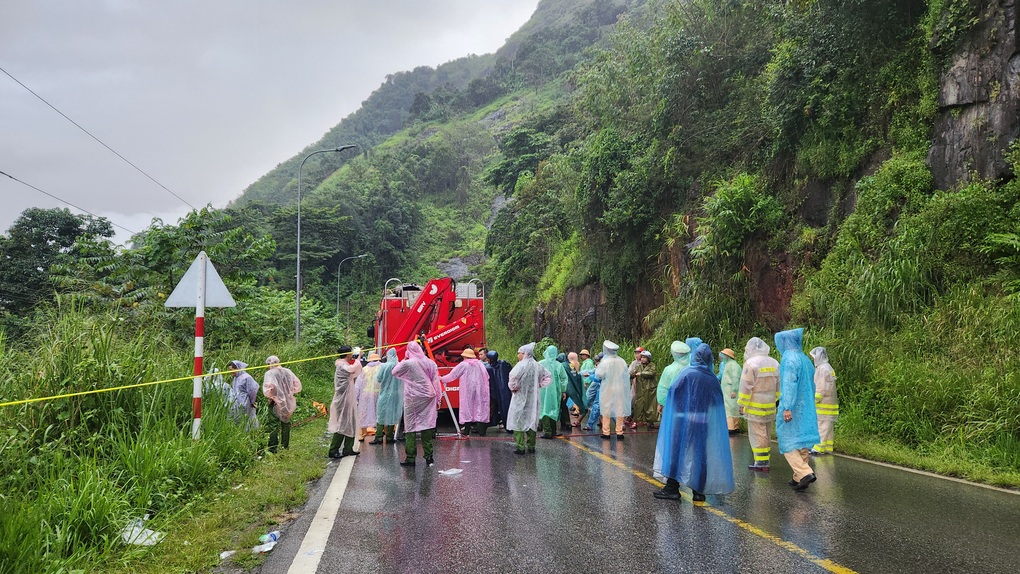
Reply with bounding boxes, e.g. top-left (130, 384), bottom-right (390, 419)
top-left (252, 540), bottom-right (277, 554)
top-left (120, 517), bottom-right (165, 546)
